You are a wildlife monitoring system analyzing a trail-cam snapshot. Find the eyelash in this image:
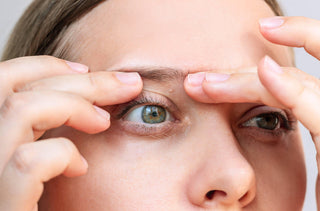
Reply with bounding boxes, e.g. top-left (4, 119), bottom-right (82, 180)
top-left (115, 95), bottom-right (173, 120)
top-left (113, 93), bottom-right (180, 137)
top-left (113, 95), bottom-right (296, 140)
top-left (242, 112), bottom-right (293, 130)
top-left (270, 112), bottom-right (294, 130)
top-left (238, 108), bottom-right (296, 139)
